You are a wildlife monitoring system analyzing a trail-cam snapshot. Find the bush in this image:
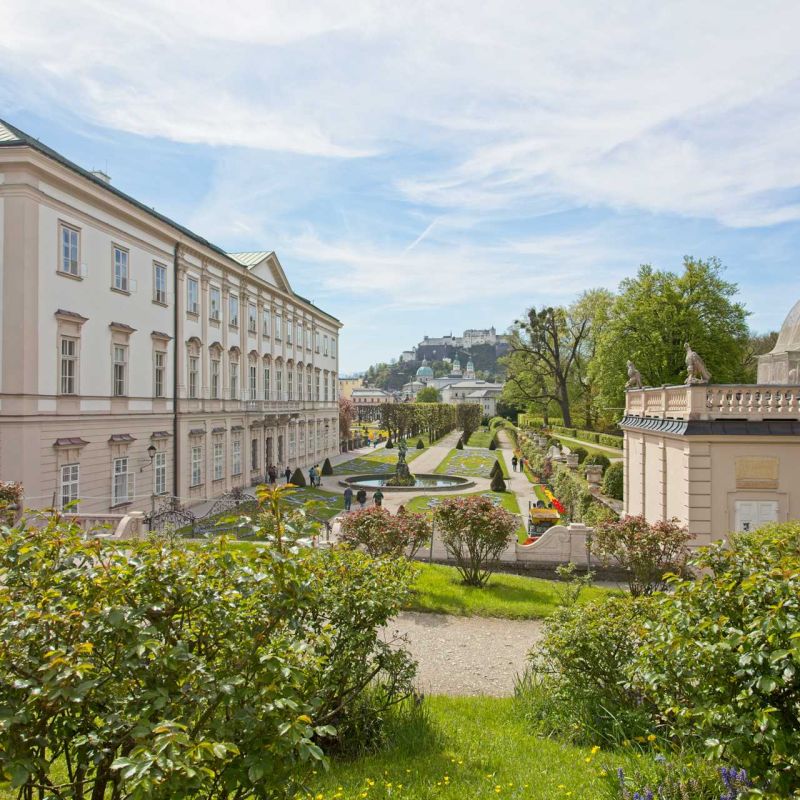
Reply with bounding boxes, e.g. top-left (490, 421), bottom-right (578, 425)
top-left (488, 437), bottom-right (498, 450)
top-left (584, 453), bottom-right (611, 472)
top-left (339, 506), bottom-right (431, 558)
top-left (590, 515), bottom-right (691, 596)
top-left (517, 594), bottom-right (655, 745)
top-left (599, 433), bottom-right (624, 449)
top-left (416, 438), bottom-right (425, 449)
top-left (455, 437), bottom-right (464, 450)
top-left (0, 481), bottom-right (22, 525)
top-left (602, 461), bottom-right (624, 499)
top-left (572, 446), bottom-right (588, 464)
top-left (290, 467), bottom-right (307, 486)
top-left (0, 493), bottom-right (419, 798)
top-left (321, 457), bottom-right (333, 476)
top-left (635, 523), bottom-right (800, 796)
top-left (489, 459), bottom-right (503, 478)
top-left (385, 438), bottom-right (394, 449)
top-left (434, 496), bottom-right (517, 587)
top-left (610, 759), bottom-right (752, 800)
top-left (490, 471), bottom-right (507, 492)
